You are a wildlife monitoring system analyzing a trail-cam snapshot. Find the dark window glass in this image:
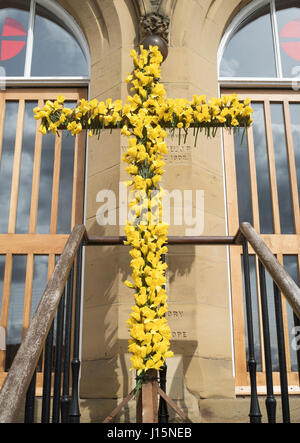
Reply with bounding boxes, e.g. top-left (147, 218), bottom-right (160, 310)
top-left (290, 103), bottom-right (300, 202)
top-left (0, 101), bottom-right (19, 233)
top-left (234, 130), bottom-right (253, 226)
top-left (252, 103), bottom-right (274, 234)
top-left (5, 254), bottom-right (27, 370)
top-left (31, 255), bottom-right (48, 319)
top-left (275, 0), bottom-right (300, 78)
top-left (31, 4), bottom-right (89, 77)
top-left (264, 267), bottom-right (280, 371)
top-left (241, 255), bottom-right (262, 371)
top-left (283, 255), bottom-right (299, 372)
top-left (36, 132), bottom-right (55, 234)
top-left (0, 1), bottom-right (30, 77)
top-left (57, 103), bottom-right (76, 234)
top-left (271, 103), bottom-right (295, 234)
top-left (220, 4), bottom-right (276, 77)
